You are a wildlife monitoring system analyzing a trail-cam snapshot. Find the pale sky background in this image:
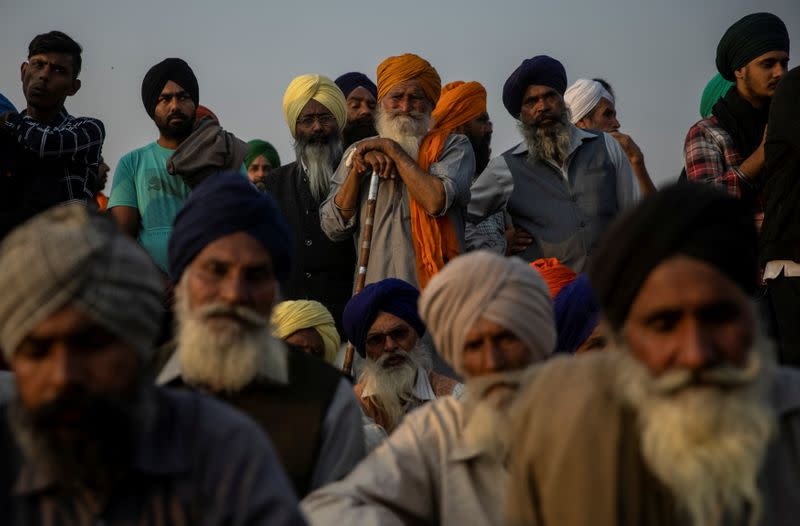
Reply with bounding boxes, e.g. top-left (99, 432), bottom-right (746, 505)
top-left (1, 0), bottom-right (798, 190)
